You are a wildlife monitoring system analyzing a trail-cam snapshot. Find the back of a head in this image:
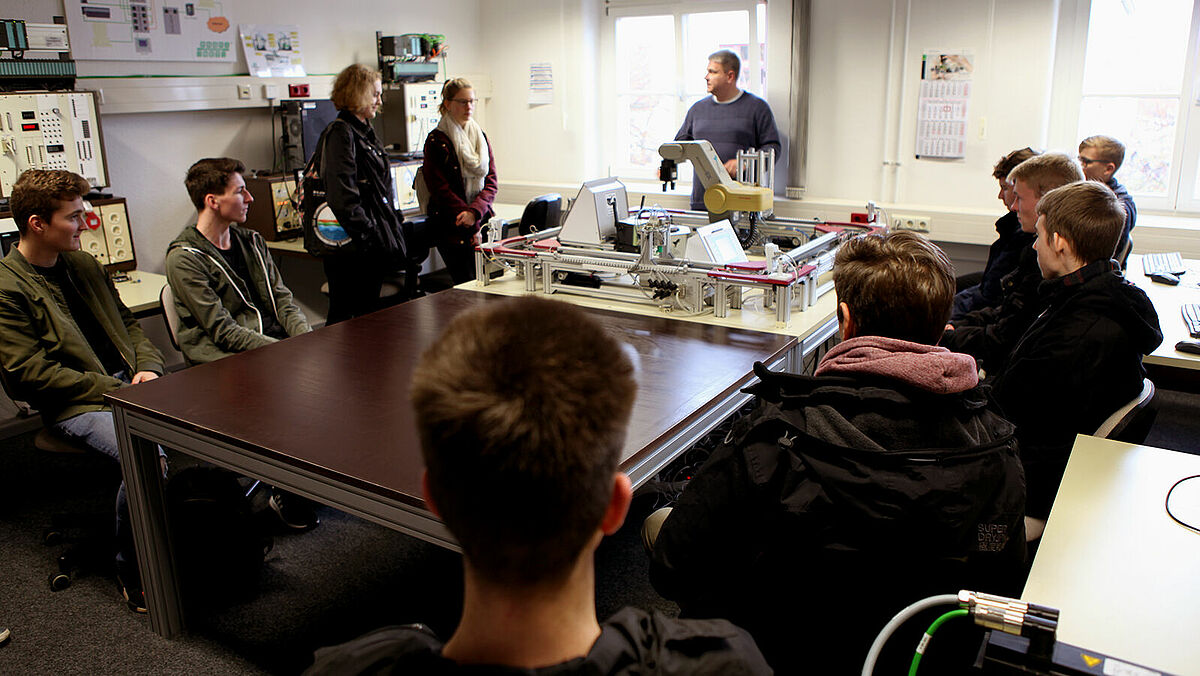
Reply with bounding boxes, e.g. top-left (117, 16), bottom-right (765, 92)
top-left (411, 297), bottom-right (637, 587)
top-left (185, 157), bottom-right (245, 212)
top-left (832, 231), bottom-right (955, 345)
top-left (1079, 134), bottom-right (1125, 171)
top-left (1036, 181), bottom-right (1125, 264)
top-left (9, 169), bottom-right (90, 235)
top-left (1008, 152), bottom-right (1084, 196)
